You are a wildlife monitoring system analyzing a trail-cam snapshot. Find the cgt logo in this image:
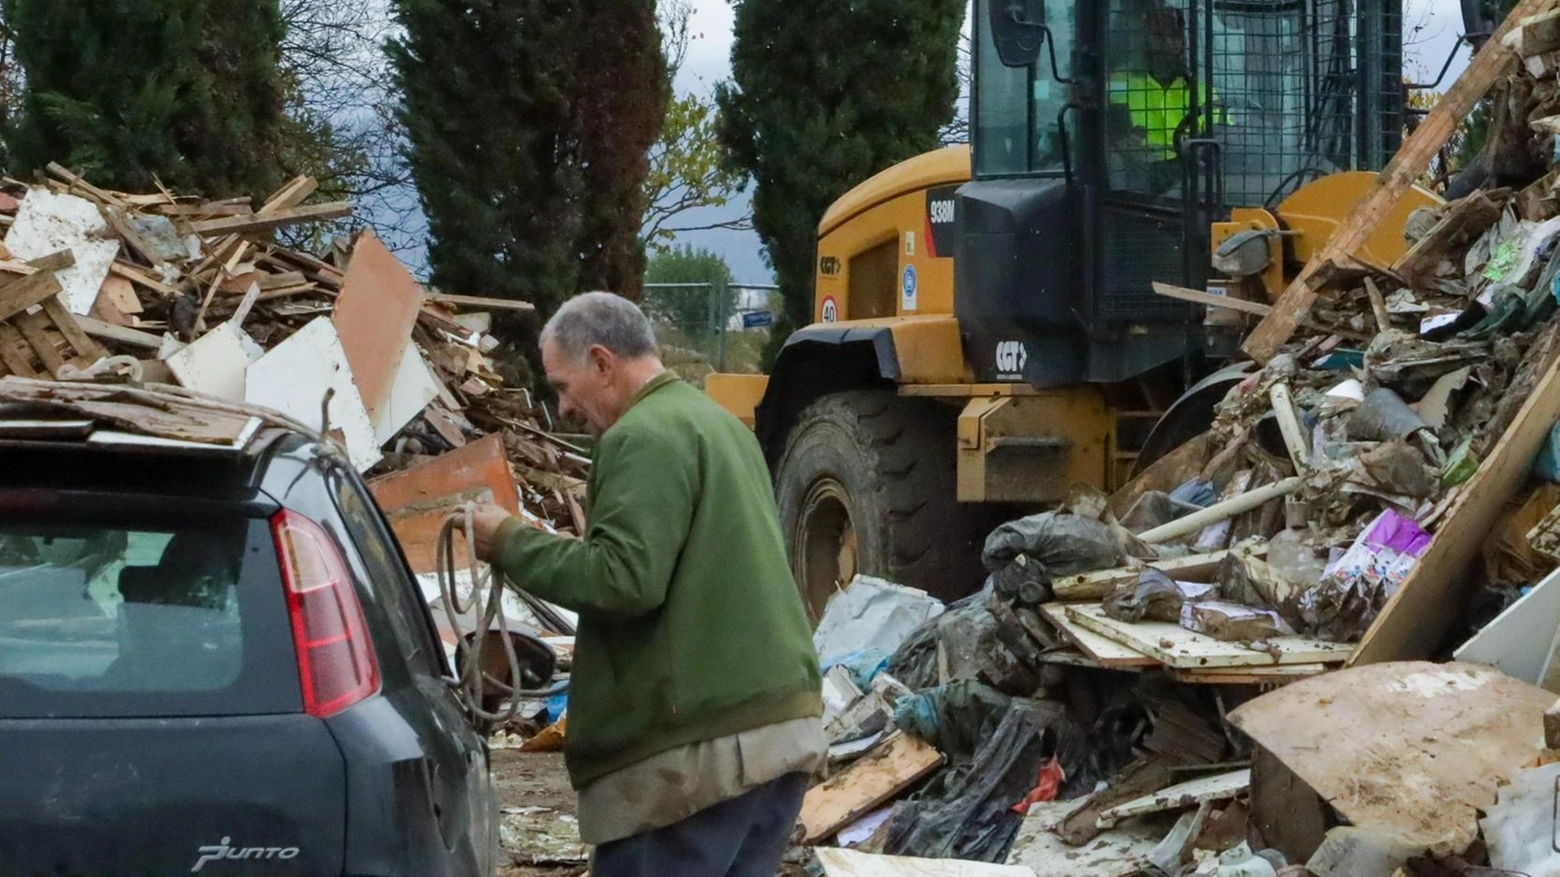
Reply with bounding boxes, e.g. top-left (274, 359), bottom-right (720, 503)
top-left (995, 341), bottom-right (1028, 377)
